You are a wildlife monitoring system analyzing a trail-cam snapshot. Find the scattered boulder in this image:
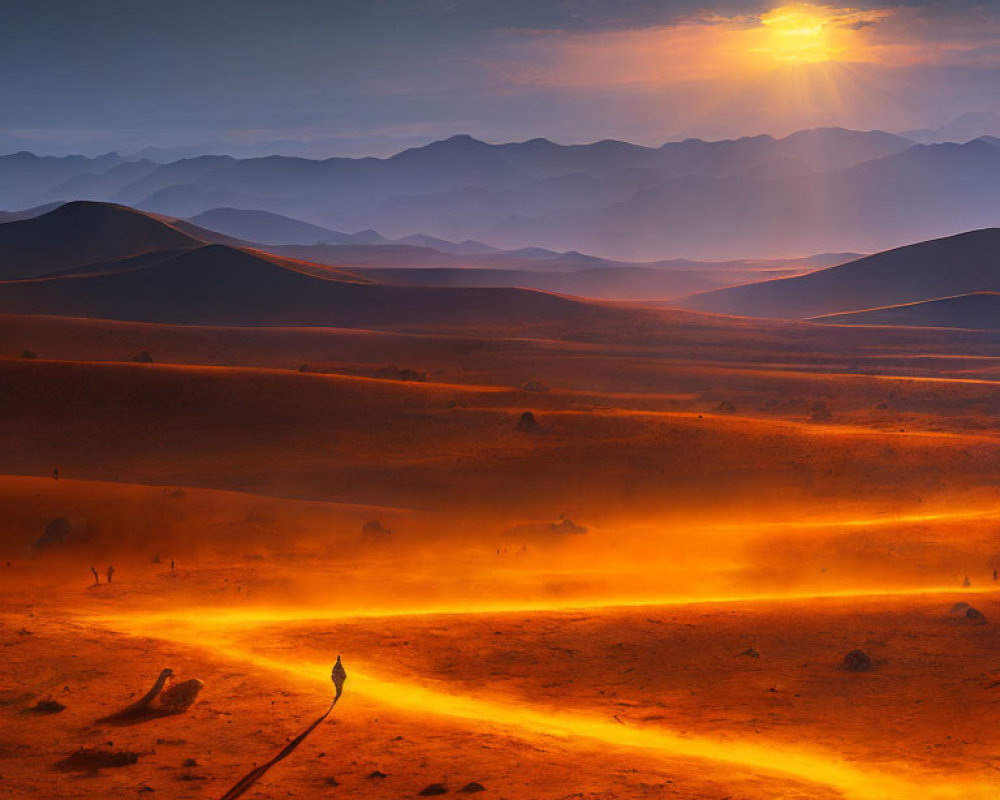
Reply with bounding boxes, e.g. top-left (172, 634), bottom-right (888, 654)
top-left (950, 601), bottom-right (971, 615)
top-left (28, 699), bottom-right (65, 714)
top-left (738, 647), bottom-right (760, 659)
top-left (33, 517), bottom-right (74, 549)
top-left (840, 649), bottom-right (874, 672)
top-left (551, 516), bottom-right (587, 535)
top-left (131, 351), bottom-right (154, 363)
top-left (56, 748), bottom-right (139, 773)
top-left (20, 349), bottom-right (37, 359)
top-left (716, 400), bottom-right (736, 413)
top-left (459, 783), bottom-right (486, 794)
top-left (419, 784), bottom-right (449, 796)
top-left (966, 607), bottom-right (987, 623)
top-left (362, 520), bottom-right (392, 538)
top-left (182, 758), bottom-right (198, 767)
top-left (516, 411), bottom-right (538, 433)
top-left (506, 516), bottom-right (587, 539)
top-left (159, 679), bottom-right (204, 714)
top-left (367, 770), bottom-right (388, 780)
top-left (521, 380), bottom-right (550, 393)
